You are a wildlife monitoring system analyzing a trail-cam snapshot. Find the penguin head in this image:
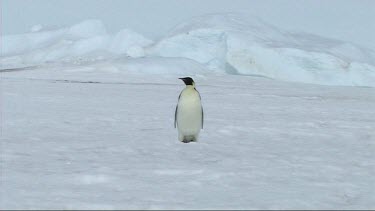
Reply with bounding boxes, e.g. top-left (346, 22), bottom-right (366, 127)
top-left (179, 77), bottom-right (195, 86)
